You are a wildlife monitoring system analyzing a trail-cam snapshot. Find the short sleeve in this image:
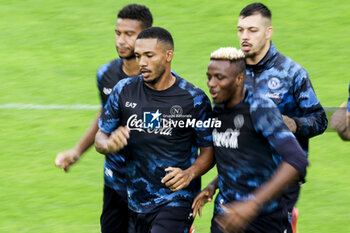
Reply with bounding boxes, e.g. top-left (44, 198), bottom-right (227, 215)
top-left (192, 92), bottom-right (213, 147)
top-left (250, 95), bottom-right (308, 178)
top-left (98, 78), bottom-right (130, 134)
